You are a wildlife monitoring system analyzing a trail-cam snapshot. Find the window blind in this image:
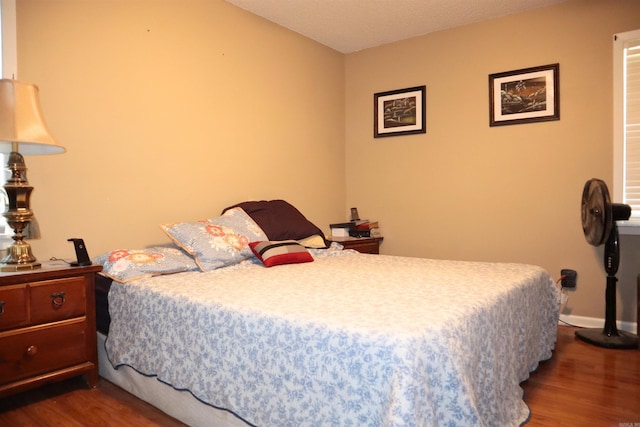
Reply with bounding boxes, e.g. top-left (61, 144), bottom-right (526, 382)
top-left (625, 40), bottom-right (640, 218)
